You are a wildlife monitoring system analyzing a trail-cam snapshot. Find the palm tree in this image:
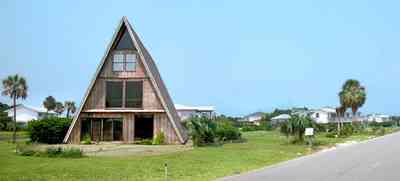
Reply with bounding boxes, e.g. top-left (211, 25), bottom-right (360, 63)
top-left (43, 96), bottom-right (56, 113)
top-left (339, 79), bottom-right (367, 123)
top-left (64, 101), bottom-right (76, 118)
top-left (54, 102), bottom-right (64, 116)
top-left (1, 75), bottom-right (28, 143)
